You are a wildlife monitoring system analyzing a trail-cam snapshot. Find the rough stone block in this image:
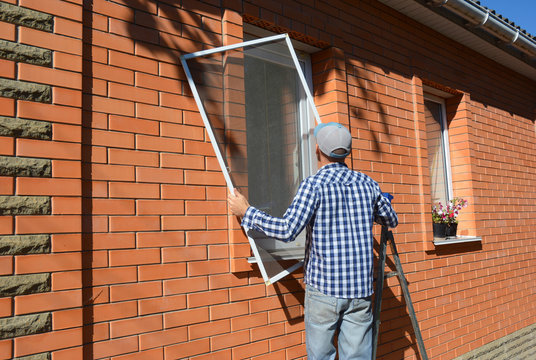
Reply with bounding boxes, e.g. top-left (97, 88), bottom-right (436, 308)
top-left (0, 273), bottom-right (51, 297)
top-left (0, 40), bottom-right (52, 66)
top-left (0, 2), bottom-right (53, 32)
top-left (0, 196), bottom-right (51, 215)
top-left (0, 156), bottom-right (52, 177)
top-left (0, 312), bottom-right (51, 339)
top-left (0, 234), bottom-right (50, 255)
top-left (0, 117), bottom-right (52, 140)
top-left (14, 353), bottom-right (51, 360)
top-left (0, 78), bottom-right (51, 103)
